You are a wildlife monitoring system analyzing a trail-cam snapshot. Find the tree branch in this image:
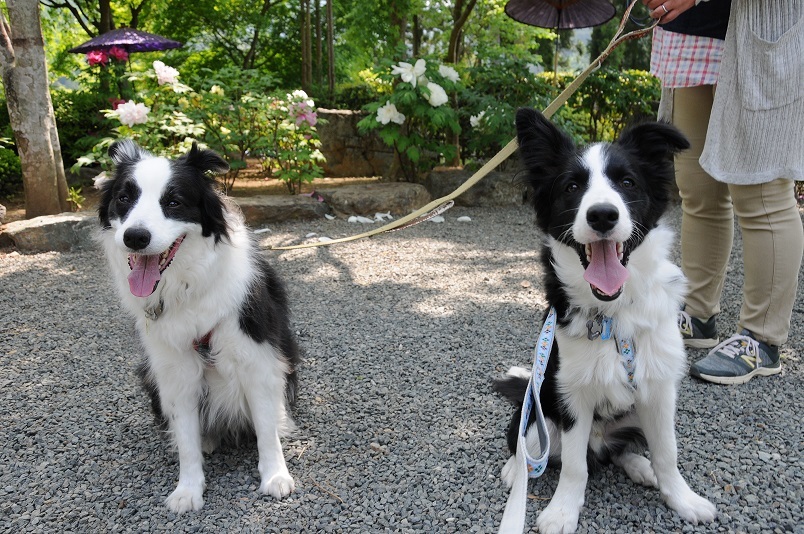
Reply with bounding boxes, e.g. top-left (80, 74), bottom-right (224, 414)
top-left (128, 0), bottom-right (151, 29)
top-left (39, 0), bottom-right (97, 37)
top-left (0, 11), bottom-right (14, 68)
